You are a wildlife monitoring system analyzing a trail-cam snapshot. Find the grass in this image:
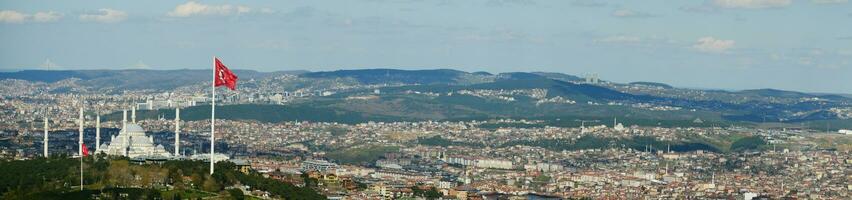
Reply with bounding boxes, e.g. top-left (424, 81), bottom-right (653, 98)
top-left (808, 134), bottom-right (852, 151)
top-left (688, 133), bottom-right (751, 152)
top-left (160, 188), bottom-right (216, 199)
